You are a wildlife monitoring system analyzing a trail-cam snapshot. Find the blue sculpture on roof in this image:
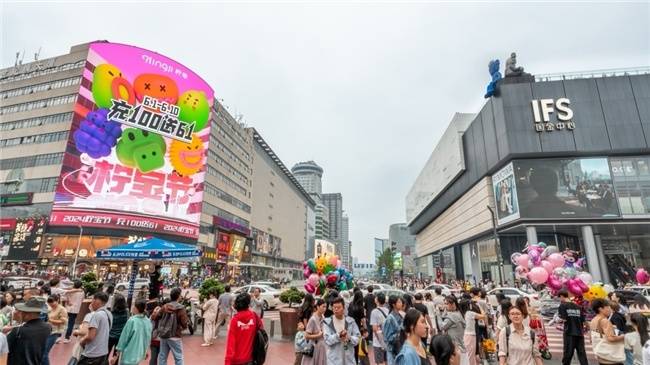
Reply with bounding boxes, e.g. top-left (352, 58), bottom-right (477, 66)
top-left (485, 59), bottom-right (502, 98)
